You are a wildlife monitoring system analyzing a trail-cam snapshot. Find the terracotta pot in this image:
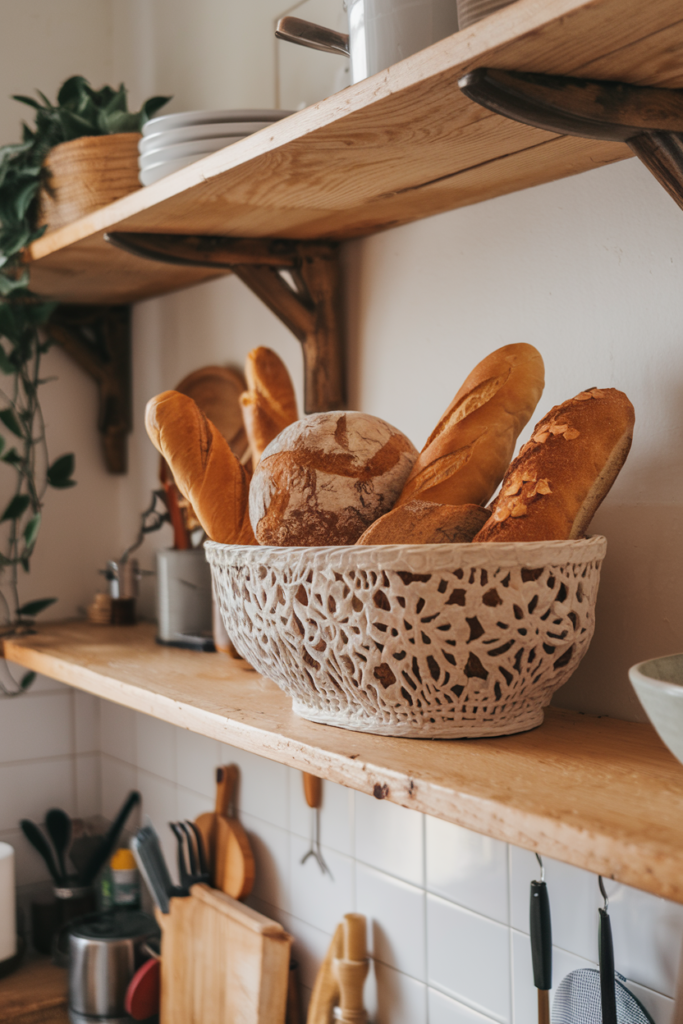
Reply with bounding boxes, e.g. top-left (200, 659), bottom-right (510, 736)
top-left (39, 133), bottom-right (141, 231)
